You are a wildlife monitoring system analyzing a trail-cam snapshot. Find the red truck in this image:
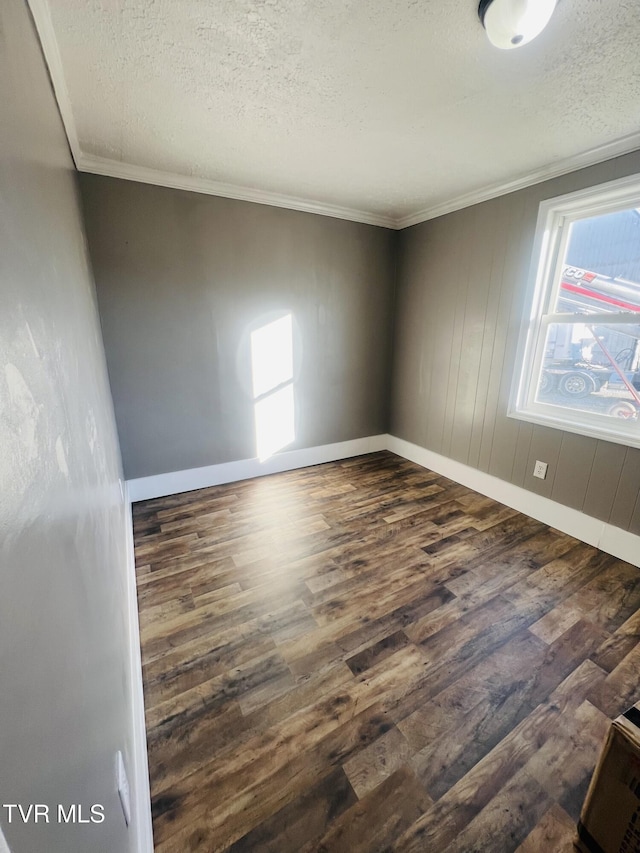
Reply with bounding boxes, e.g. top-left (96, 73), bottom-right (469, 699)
top-left (539, 266), bottom-right (640, 419)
